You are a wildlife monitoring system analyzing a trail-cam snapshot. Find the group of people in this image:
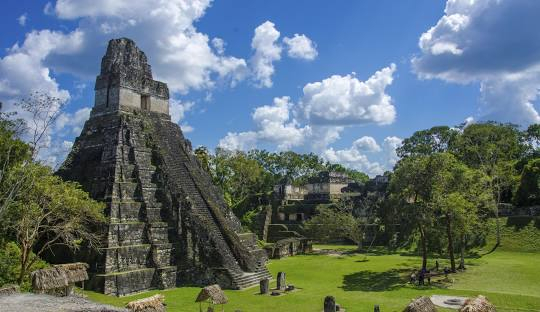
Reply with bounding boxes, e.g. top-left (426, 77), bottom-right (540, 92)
top-left (409, 260), bottom-right (451, 286)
